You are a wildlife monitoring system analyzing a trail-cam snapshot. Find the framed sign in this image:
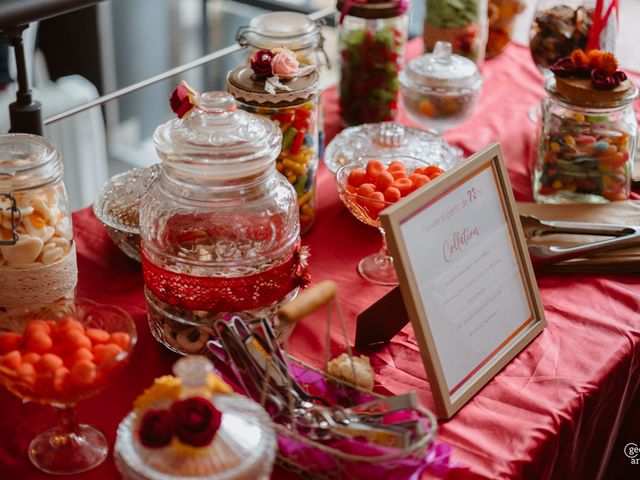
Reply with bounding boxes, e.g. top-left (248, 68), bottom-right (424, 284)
top-left (380, 143), bottom-right (546, 419)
